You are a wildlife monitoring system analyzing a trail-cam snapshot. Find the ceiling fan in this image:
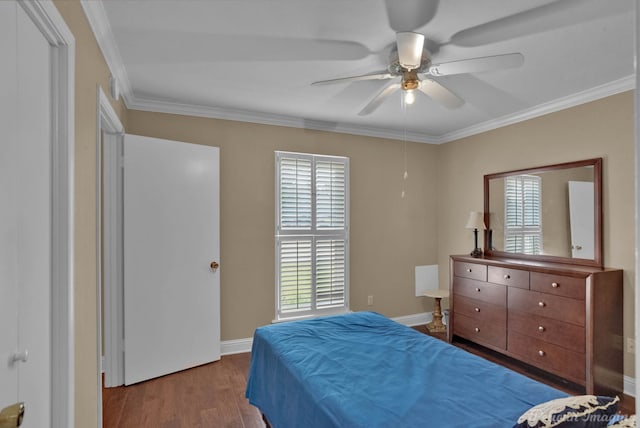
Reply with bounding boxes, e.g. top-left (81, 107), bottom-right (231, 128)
top-left (311, 30), bottom-right (524, 116)
top-left (309, 0), bottom-right (631, 116)
top-left (311, 0), bottom-right (525, 117)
